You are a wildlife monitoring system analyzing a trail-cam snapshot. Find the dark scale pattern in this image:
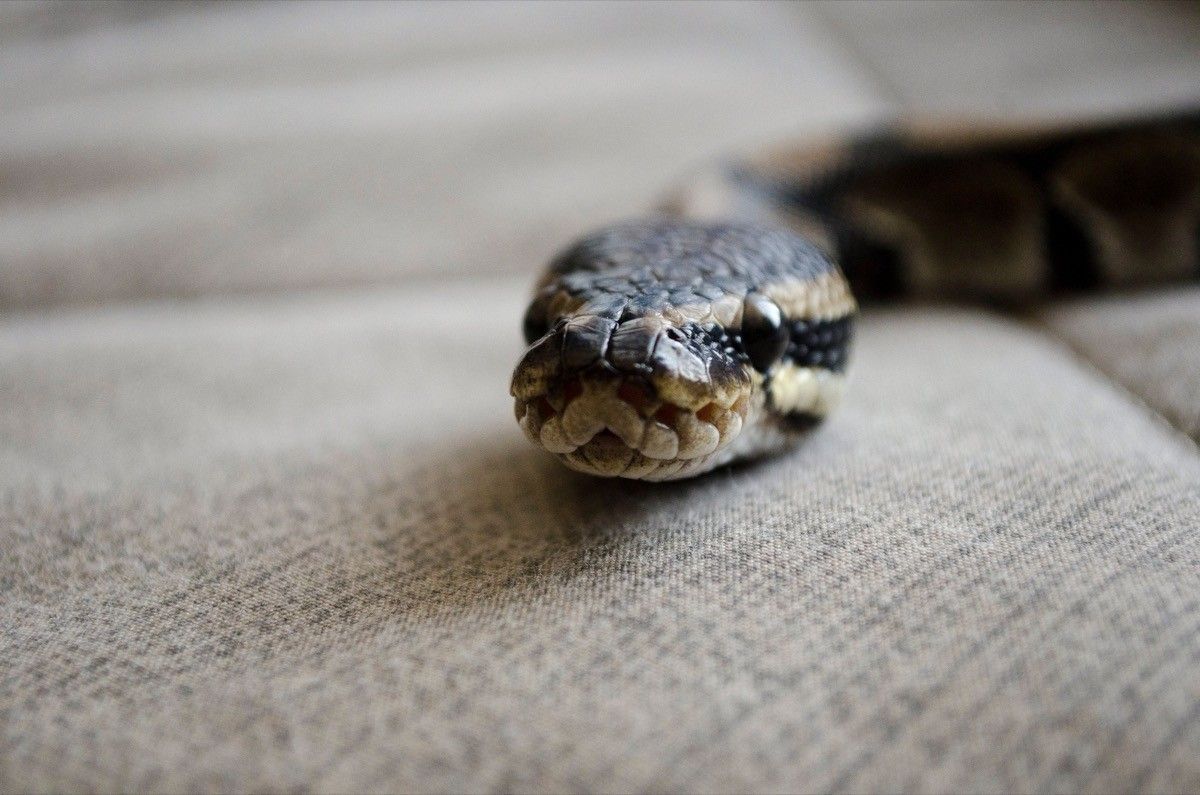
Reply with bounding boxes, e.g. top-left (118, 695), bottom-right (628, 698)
top-left (784, 316), bottom-right (853, 373)
top-left (758, 112), bottom-right (1200, 302)
top-left (544, 220), bottom-right (838, 317)
top-left (676, 323), bottom-right (752, 367)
